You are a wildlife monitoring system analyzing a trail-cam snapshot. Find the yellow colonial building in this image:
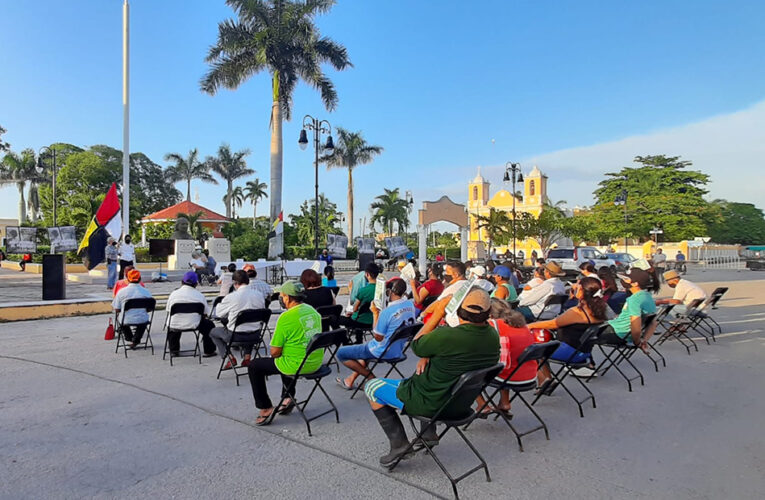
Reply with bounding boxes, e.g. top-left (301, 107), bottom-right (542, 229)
top-left (467, 165), bottom-right (552, 260)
